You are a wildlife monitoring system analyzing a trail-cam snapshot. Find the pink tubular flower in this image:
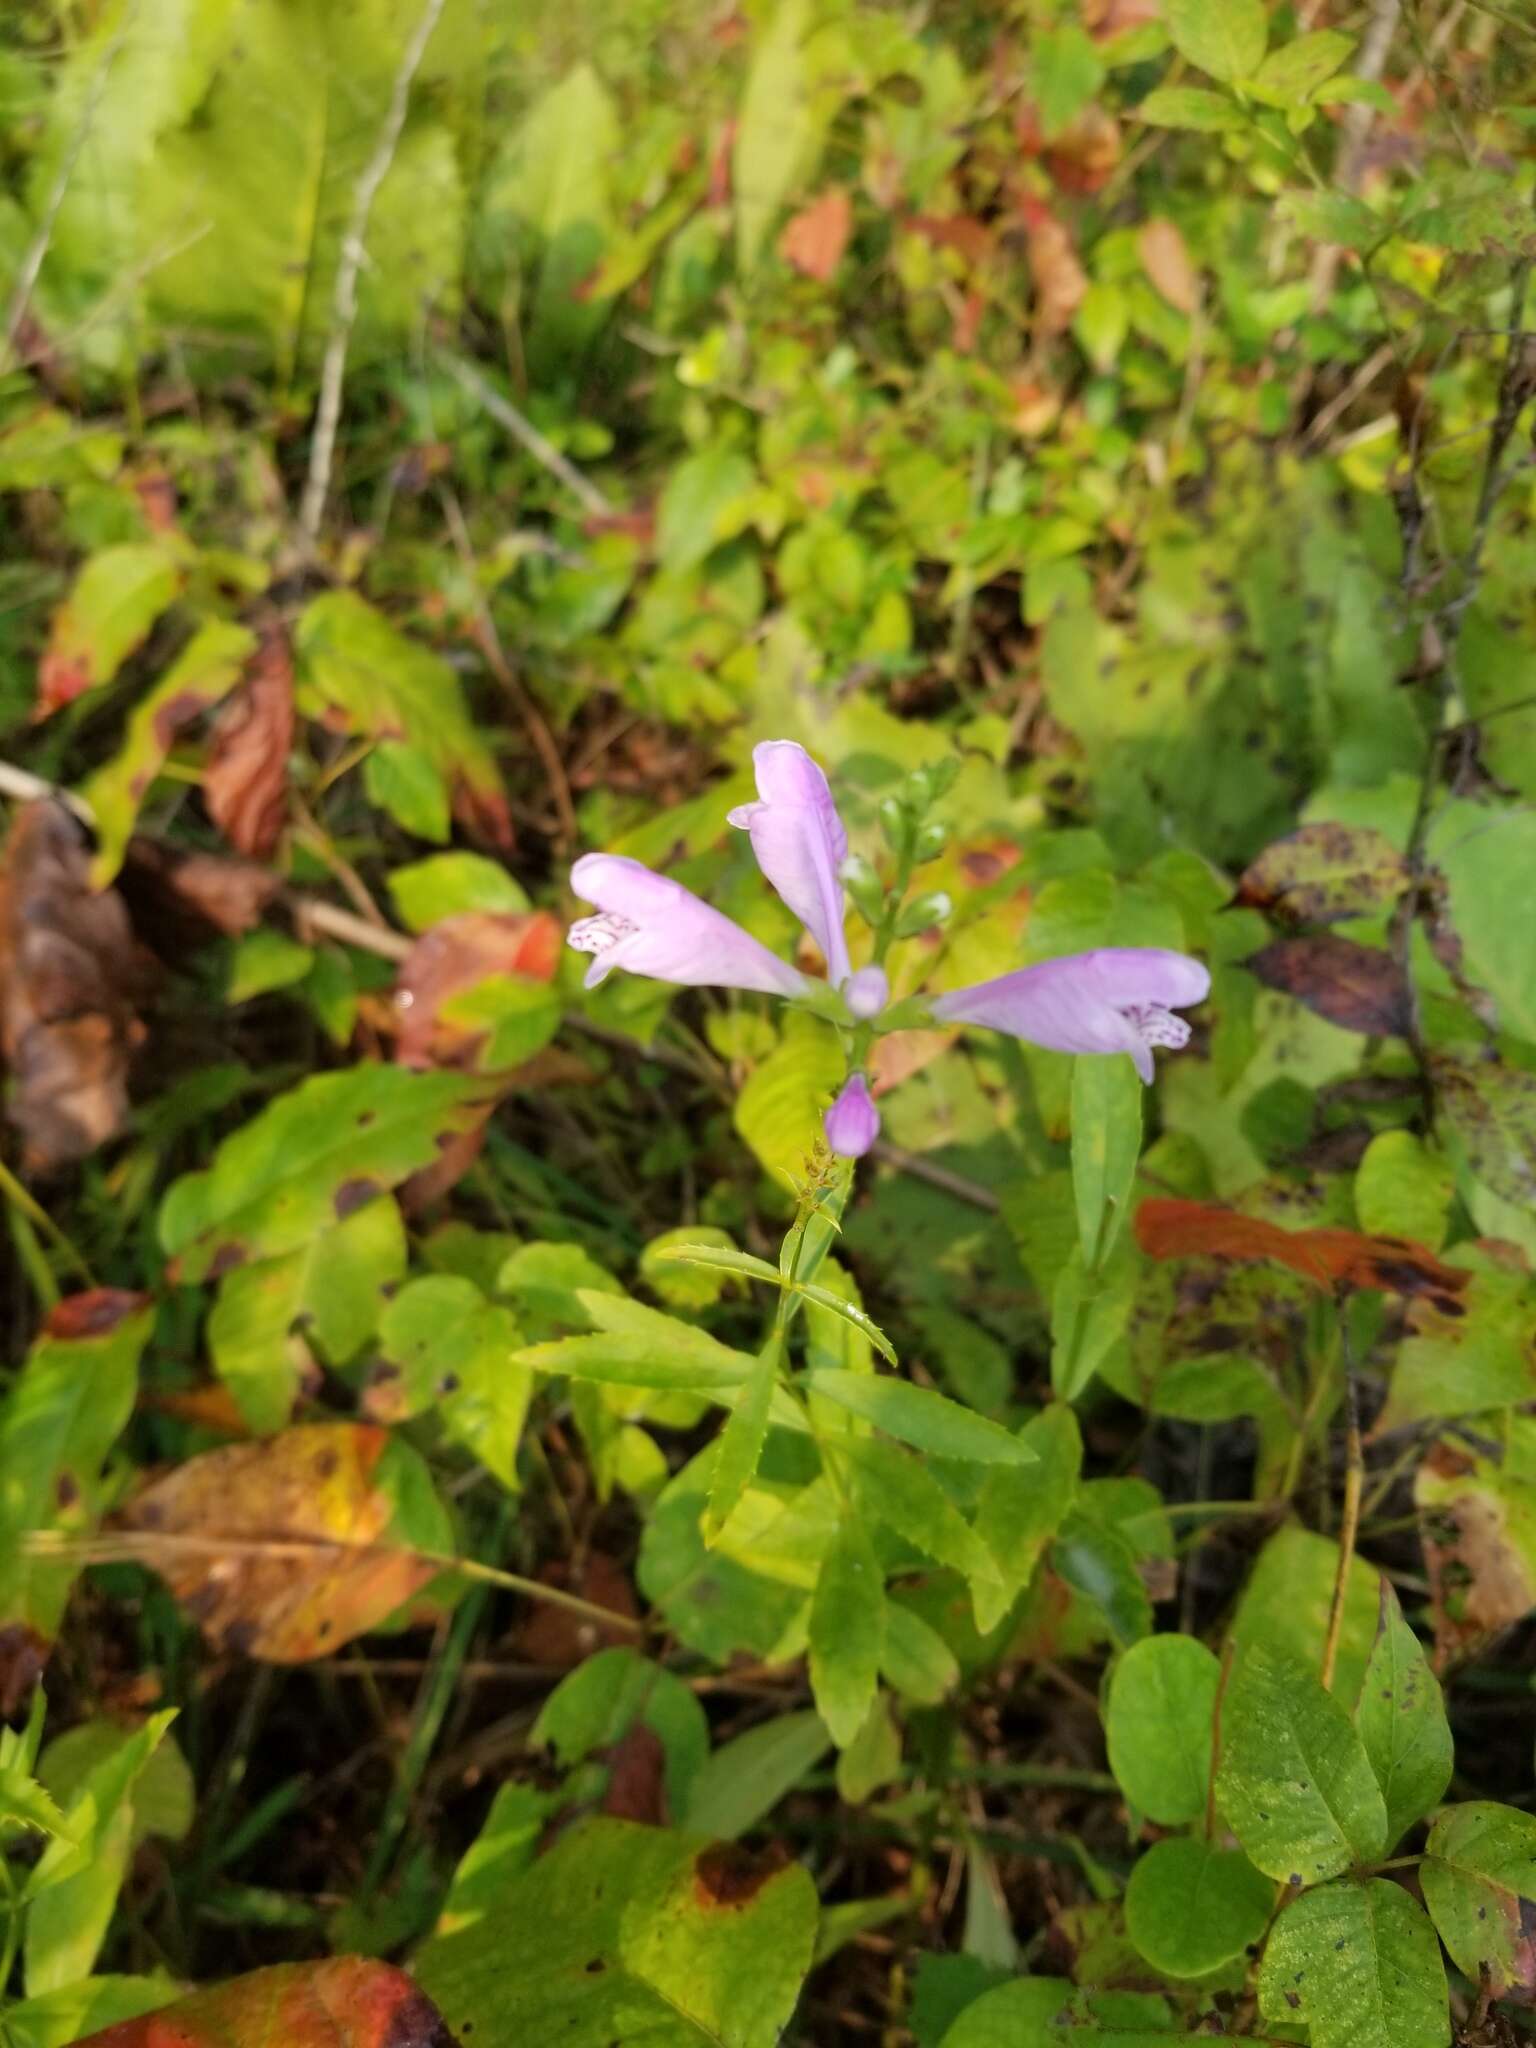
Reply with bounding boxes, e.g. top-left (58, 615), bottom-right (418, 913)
top-left (568, 853), bottom-right (809, 998)
top-left (931, 949), bottom-right (1210, 1084)
top-left (728, 741), bottom-right (852, 987)
top-left (825, 1074), bottom-right (879, 1157)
